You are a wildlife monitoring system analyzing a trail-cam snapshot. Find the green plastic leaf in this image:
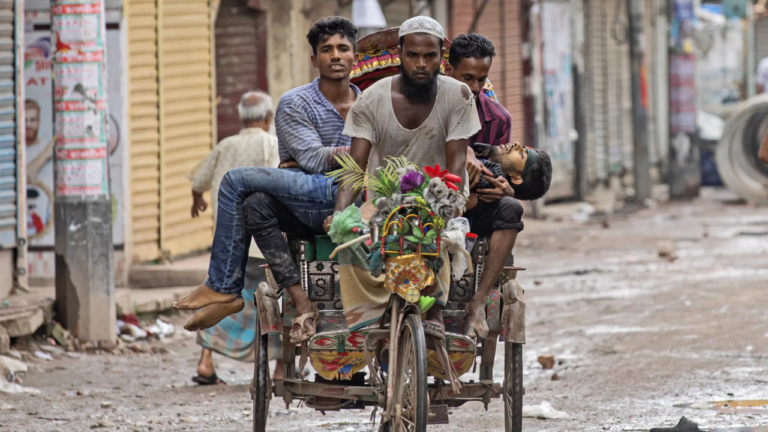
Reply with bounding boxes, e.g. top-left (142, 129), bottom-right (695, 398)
top-left (386, 242), bottom-right (400, 250)
top-left (405, 235), bottom-right (419, 243)
top-left (411, 226), bottom-right (423, 238)
top-left (420, 237), bottom-right (433, 246)
top-left (426, 230), bottom-right (437, 238)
